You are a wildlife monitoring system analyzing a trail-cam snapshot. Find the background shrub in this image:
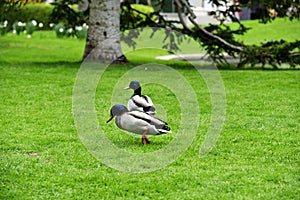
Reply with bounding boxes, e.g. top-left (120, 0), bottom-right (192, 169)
top-left (75, 24), bottom-right (88, 40)
top-left (2, 3), bottom-right (53, 31)
top-left (0, 21), bottom-right (9, 35)
top-left (12, 21), bottom-right (25, 35)
top-left (121, 4), bottom-right (155, 30)
top-left (19, 4), bottom-right (53, 30)
top-left (54, 23), bottom-right (66, 38)
top-left (16, 0), bottom-right (45, 3)
top-left (25, 20), bottom-right (36, 35)
top-left (131, 4), bottom-right (155, 20)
